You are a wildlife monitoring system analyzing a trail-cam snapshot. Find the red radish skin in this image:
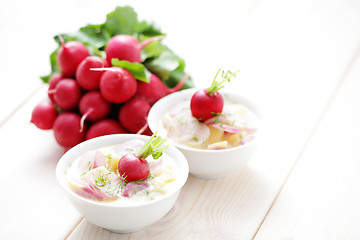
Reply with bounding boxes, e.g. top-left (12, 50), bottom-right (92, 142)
top-left (135, 73), bottom-right (189, 105)
top-left (99, 67), bottom-right (137, 103)
top-left (190, 90), bottom-right (224, 121)
top-left (48, 78), bottom-right (81, 110)
top-left (86, 119), bottom-right (126, 140)
top-left (119, 98), bottom-right (152, 135)
top-left (118, 153), bottom-right (150, 182)
top-left (57, 37), bottom-right (90, 77)
top-left (106, 35), bottom-right (141, 64)
top-left (31, 102), bottom-right (57, 130)
top-left (76, 56), bottom-right (107, 90)
top-left (79, 91), bottom-right (111, 128)
top-left (53, 112), bottom-right (86, 148)
top-left (105, 34), bottom-right (165, 65)
top-left (48, 73), bottom-right (63, 102)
